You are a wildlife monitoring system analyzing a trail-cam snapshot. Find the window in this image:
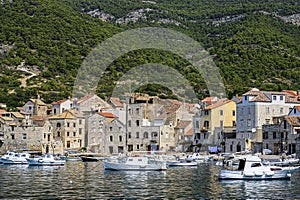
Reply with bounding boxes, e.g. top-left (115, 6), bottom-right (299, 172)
top-left (248, 107), bottom-right (251, 114)
top-left (273, 132), bottom-right (277, 139)
top-left (273, 96), bottom-right (277, 101)
top-left (109, 127), bottom-right (113, 131)
top-left (232, 110), bottom-right (235, 116)
top-left (136, 132), bottom-right (139, 138)
top-left (143, 132), bottom-right (149, 138)
top-left (67, 122), bottom-right (70, 127)
top-left (280, 96), bottom-right (284, 101)
top-left (232, 121), bottom-right (236, 126)
top-left (136, 108), bottom-right (140, 114)
top-left (11, 134), bottom-right (15, 140)
top-left (128, 132), bottom-right (131, 139)
top-left (67, 132), bottom-right (70, 137)
top-left (119, 136), bottom-right (122, 142)
top-left (220, 110), bottom-right (223, 116)
top-left (204, 121), bottom-right (209, 128)
top-left (136, 120), bottom-right (139, 127)
top-left (244, 96), bottom-right (248, 101)
top-left (73, 132), bottom-right (76, 137)
top-left (196, 121), bottom-right (199, 128)
top-left (247, 119), bottom-right (251, 127)
top-left (137, 144), bottom-right (140, 150)
top-left (57, 123), bottom-right (61, 127)
top-left (266, 107), bottom-right (270, 114)
top-left (294, 109), bottom-right (297, 114)
top-left (79, 119), bottom-right (82, 125)
top-left (128, 120), bottom-right (131, 127)
top-left (22, 133), bottom-right (27, 140)
top-left (204, 110), bottom-right (209, 116)
top-left (263, 132), bottom-right (268, 139)
top-left (54, 108), bottom-right (57, 114)
top-left (110, 136), bottom-right (113, 142)
top-left (57, 132), bottom-right (61, 137)
top-left (67, 141), bottom-right (70, 148)
top-left (79, 128), bottom-right (82, 135)
top-left (73, 123), bottom-right (76, 127)
top-left (220, 120), bottom-right (223, 128)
